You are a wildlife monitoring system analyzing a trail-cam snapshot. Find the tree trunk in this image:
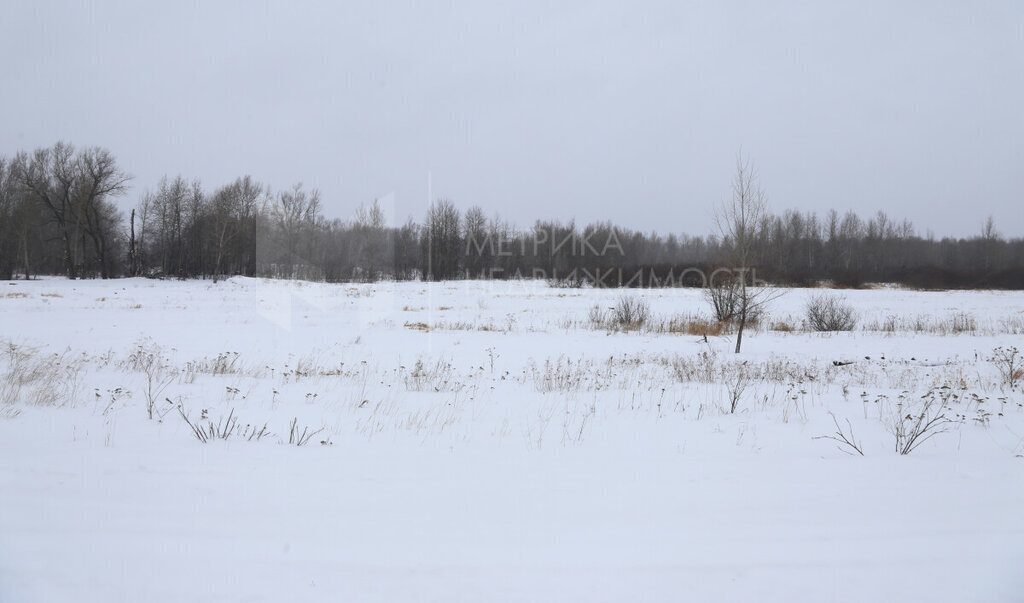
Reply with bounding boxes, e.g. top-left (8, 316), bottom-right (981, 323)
top-left (734, 277), bottom-right (748, 353)
top-left (62, 232), bottom-right (76, 279)
top-left (128, 208), bottom-right (137, 276)
top-left (22, 234), bottom-right (31, 280)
